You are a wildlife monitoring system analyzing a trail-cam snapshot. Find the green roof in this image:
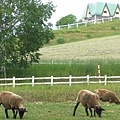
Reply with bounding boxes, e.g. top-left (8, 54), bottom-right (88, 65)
top-left (82, 2), bottom-right (120, 18)
top-left (95, 2), bottom-right (105, 15)
top-left (82, 6), bottom-right (87, 18)
top-left (107, 3), bottom-right (117, 16)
